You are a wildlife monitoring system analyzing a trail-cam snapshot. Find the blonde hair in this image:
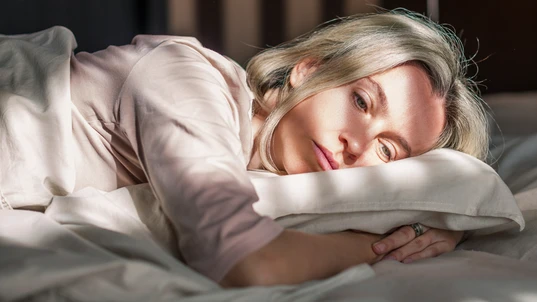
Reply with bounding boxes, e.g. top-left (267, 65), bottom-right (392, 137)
top-left (246, 9), bottom-right (489, 173)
